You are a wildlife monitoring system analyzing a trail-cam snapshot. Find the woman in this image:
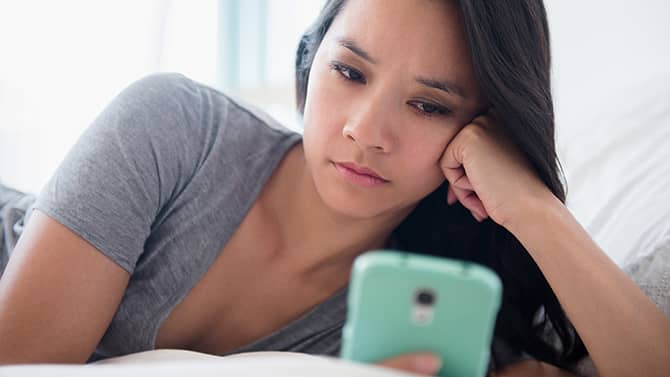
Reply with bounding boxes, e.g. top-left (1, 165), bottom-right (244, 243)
top-left (0, 0), bottom-right (668, 376)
